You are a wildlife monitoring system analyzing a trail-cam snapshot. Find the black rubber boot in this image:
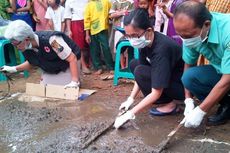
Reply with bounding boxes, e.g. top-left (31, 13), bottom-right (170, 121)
top-left (207, 97), bottom-right (230, 126)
